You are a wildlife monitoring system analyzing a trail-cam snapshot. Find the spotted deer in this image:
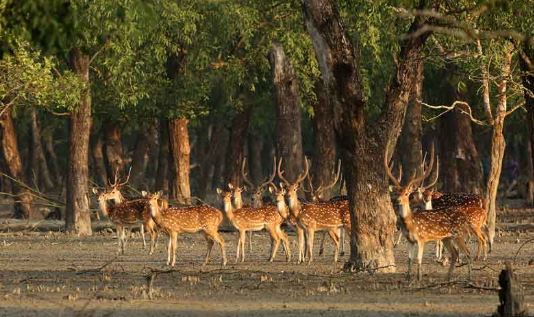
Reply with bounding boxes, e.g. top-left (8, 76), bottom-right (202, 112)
top-left (216, 187), bottom-right (291, 263)
top-left (386, 145), bottom-right (473, 281)
top-left (92, 171), bottom-right (158, 255)
top-left (278, 158), bottom-right (350, 264)
top-left (143, 191), bottom-right (227, 267)
top-left (304, 159), bottom-right (346, 257)
top-left (231, 156), bottom-right (278, 252)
